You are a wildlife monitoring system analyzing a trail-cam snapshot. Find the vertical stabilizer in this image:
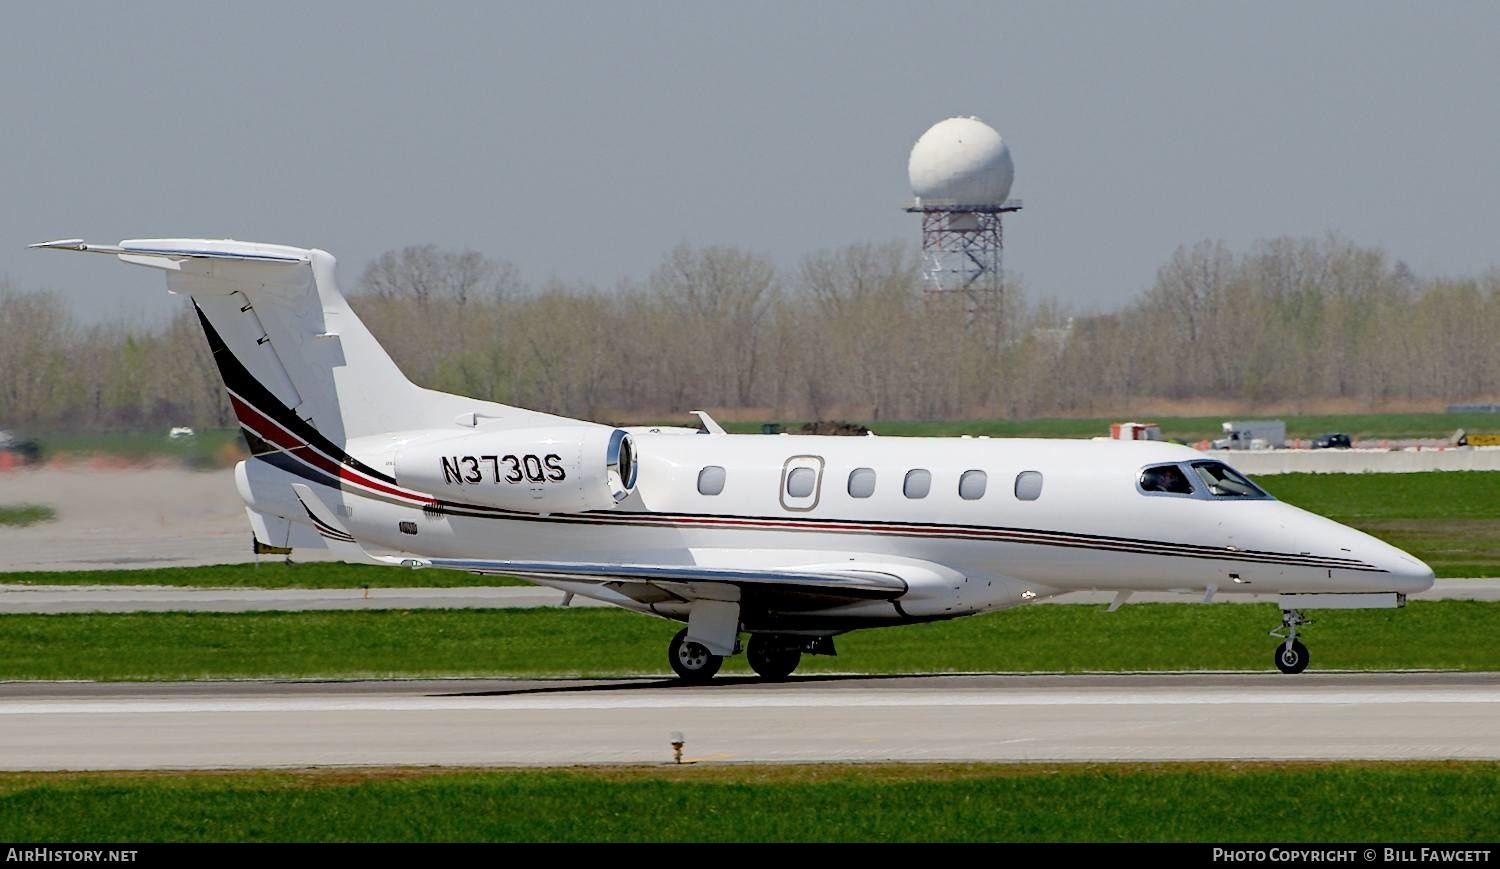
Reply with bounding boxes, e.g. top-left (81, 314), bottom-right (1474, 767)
top-left (31, 238), bottom-right (585, 450)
